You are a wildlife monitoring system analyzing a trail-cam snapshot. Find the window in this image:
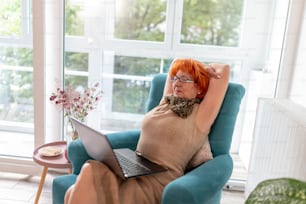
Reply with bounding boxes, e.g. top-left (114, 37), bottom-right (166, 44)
top-left (181, 0), bottom-right (243, 46)
top-left (112, 56), bottom-right (162, 114)
top-left (0, 0), bottom-right (33, 158)
top-left (0, 0), bottom-right (22, 37)
top-left (0, 0), bottom-right (294, 181)
top-left (64, 0), bottom-right (247, 132)
top-left (0, 47), bottom-right (33, 123)
top-left (64, 52), bottom-right (89, 88)
top-left (114, 0), bottom-right (167, 42)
